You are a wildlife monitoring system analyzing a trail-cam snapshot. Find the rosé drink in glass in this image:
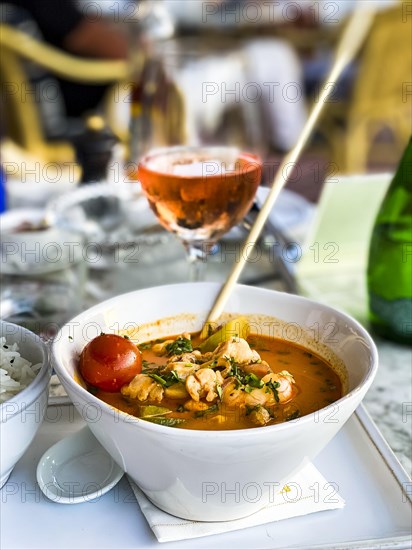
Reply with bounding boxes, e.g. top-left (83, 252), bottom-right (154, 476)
top-left (138, 146), bottom-right (262, 280)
